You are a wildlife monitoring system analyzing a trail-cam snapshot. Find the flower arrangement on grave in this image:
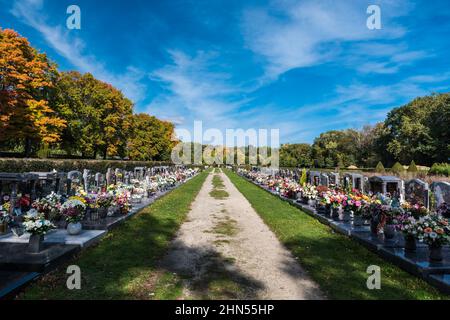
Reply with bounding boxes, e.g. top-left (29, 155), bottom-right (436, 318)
top-left (415, 214), bottom-right (450, 247)
top-left (22, 209), bottom-right (56, 235)
top-left (397, 213), bottom-right (419, 250)
top-left (113, 193), bottom-right (131, 214)
top-left (96, 192), bottom-right (113, 209)
top-left (402, 202), bottom-right (429, 219)
top-left (301, 184), bottom-right (318, 200)
top-left (60, 198), bottom-right (86, 223)
top-left (32, 192), bottom-right (63, 221)
top-left (17, 194), bottom-right (31, 211)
